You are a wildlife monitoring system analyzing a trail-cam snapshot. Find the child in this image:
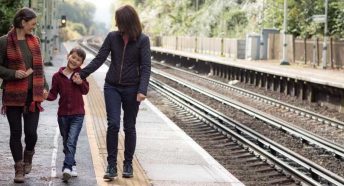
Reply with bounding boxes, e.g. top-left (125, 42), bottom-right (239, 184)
top-left (46, 47), bottom-right (89, 182)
